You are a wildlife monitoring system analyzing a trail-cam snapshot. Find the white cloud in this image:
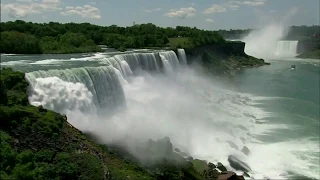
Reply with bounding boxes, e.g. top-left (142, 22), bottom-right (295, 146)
top-left (203, 4), bottom-right (227, 14)
top-left (243, 0), bottom-right (265, 6)
top-left (164, 7), bottom-right (196, 19)
top-left (205, 18), bottom-right (214, 23)
top-left (144, 8), bottom-right (162, 13)
top-left (229, 0), bottom-right (266, 7)
top-left (1, 0), bottom-right (61, 18)
top-left (60, 5), bottom-right (101, 19)
top-left (227, 4), bottom-right (240, 10)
